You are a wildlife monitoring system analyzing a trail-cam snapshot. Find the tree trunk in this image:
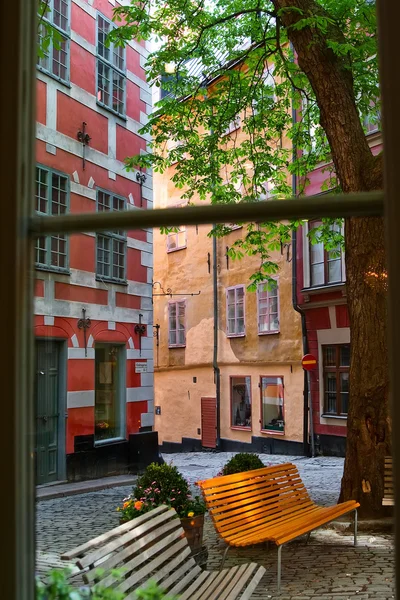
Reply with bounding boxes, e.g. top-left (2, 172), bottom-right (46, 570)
top-left (273, 0), bottom-right (390, 516)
